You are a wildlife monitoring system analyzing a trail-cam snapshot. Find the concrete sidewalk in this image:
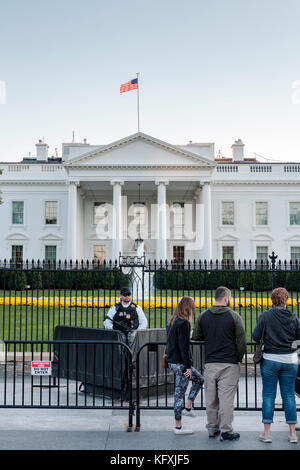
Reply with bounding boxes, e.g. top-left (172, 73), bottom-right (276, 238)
top-left (0, 372), bottom-right (299, 451)
top-left (0, 408), bottom-right (298, 451)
